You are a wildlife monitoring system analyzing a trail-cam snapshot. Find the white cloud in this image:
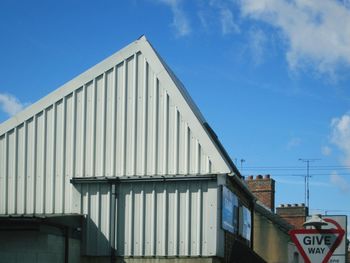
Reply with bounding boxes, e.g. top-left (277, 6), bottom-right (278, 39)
top-left (330, 171), bottom-right (350, 193)
top-left (330, 113), bottom-right (350, 165)
top-left (248, 28), bottom-right (267, 65)
top-left (157, 0), bottom-right (191, 37)
top-left (0, 93), bottom-right (27, 117)
top-left (238, 0), bottom-right (350, 75)
top-left (321, 146), bottom-right (332, 156)
top-left (197, 10), bottom-right (210, 31)
top-left (220, 8), bottom-right (240, 35)
top-left (208, 0), bottom-right (240, 35)
top-left (287, 137), bottom-right (302, 149)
